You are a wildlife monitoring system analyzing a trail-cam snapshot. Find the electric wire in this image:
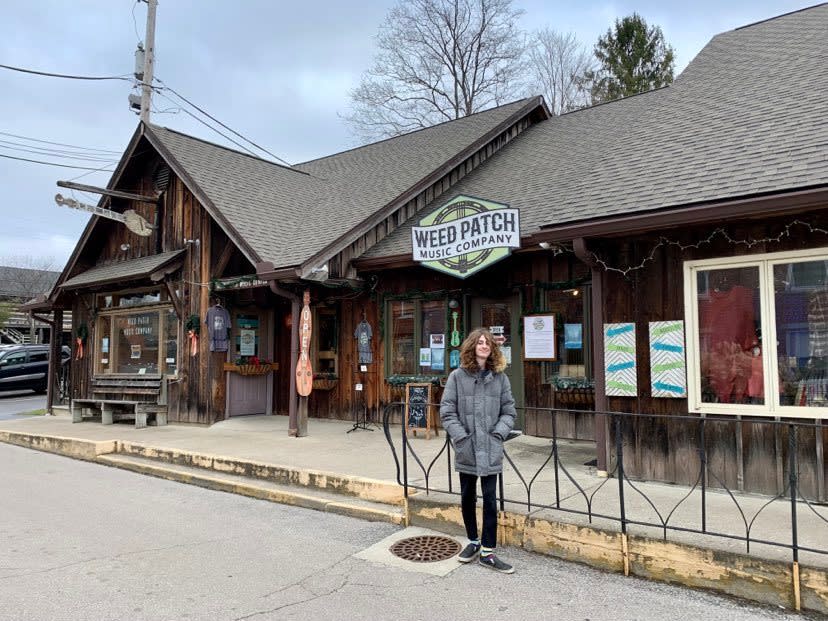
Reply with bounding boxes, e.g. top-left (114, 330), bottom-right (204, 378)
top-left (153, 78), bottom-right (292, 166)
top-left (0, 153), bottom-right (118, 171)
top-left (0, 63), bottom-right (132, 81)
top-left (0, 141), bottom-right (119, 162)
top-left (0, 131), bottom-right (120, 154)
